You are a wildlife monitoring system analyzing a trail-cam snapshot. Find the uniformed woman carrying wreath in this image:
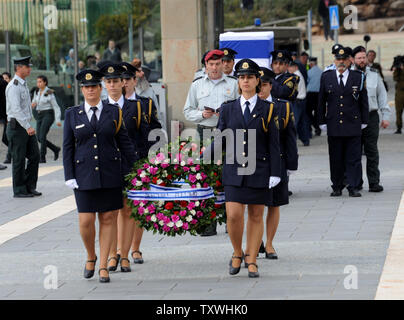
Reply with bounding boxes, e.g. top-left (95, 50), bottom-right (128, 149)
top-left (215, 59), bottom-right (281, 278)
top-left (31, 75), bottom-right (62, 163)
top-left (63, 69), bottom-right (136, 283)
